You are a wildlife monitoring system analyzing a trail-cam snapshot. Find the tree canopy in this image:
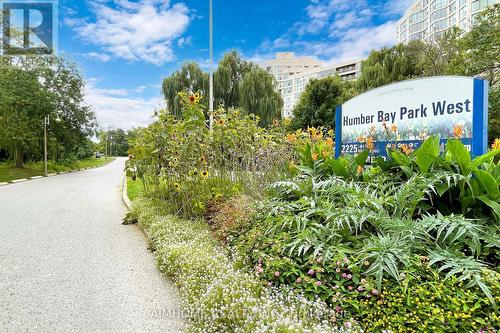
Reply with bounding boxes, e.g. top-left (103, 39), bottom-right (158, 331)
top-left (162, 51), bottom-right (282, 127)
top-left (0, 56), bottom-right (97, 167)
